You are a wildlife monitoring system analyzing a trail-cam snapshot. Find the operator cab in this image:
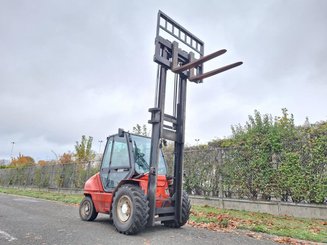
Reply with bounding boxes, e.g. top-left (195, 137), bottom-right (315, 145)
top-left (99, 130), bottom-right (167, 192)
